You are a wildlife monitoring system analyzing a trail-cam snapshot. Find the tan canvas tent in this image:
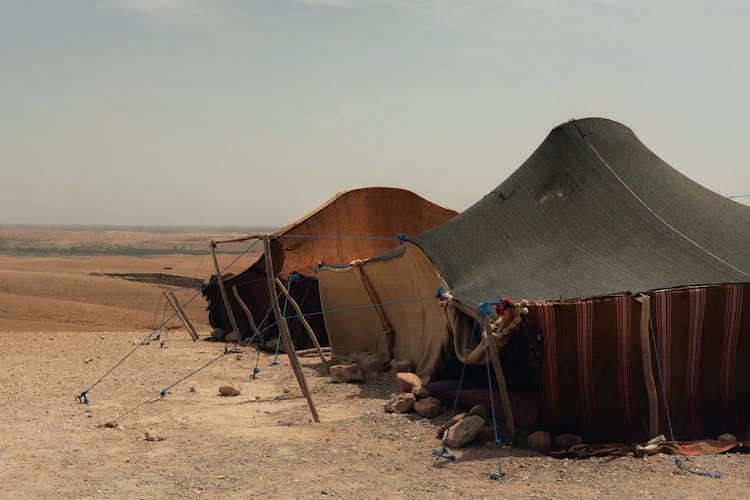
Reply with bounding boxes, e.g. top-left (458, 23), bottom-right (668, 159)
top-left (202, 187), bottom-right (457, 347)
